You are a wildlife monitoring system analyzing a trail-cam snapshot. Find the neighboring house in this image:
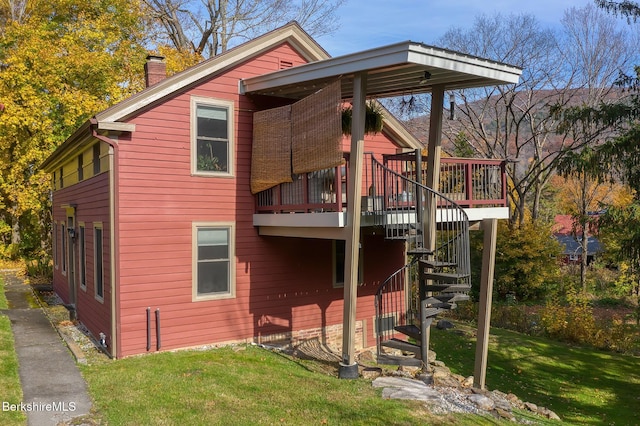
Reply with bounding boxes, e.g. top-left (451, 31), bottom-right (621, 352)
top-left (554, 214), bottom-right (602, 265)
top-left (42, 22), bottom-right (521, 376)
